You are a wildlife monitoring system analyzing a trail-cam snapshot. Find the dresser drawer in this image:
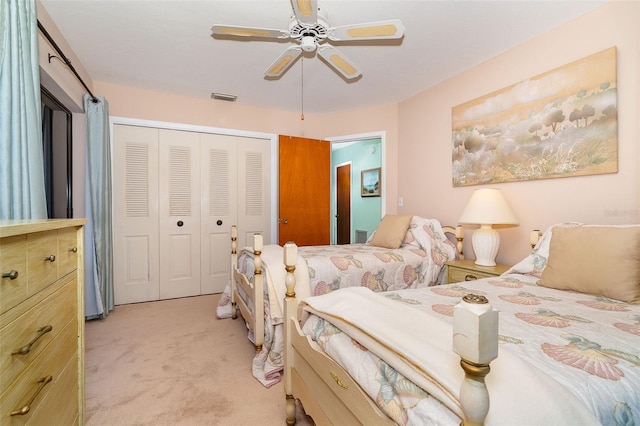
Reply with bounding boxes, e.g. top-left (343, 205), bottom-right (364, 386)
top-left (26, 231), bottom-right (60, 296)
top-left (57, 227), bottom-right (80, 279)
top-left (0, 273), bottom-right (77, 392)
top-left (0, 320), bottom-right (77, 424)
top-left (16, 354), bottom-right (79, 426)
top-left (0, 235), bottom-right (28, 315)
